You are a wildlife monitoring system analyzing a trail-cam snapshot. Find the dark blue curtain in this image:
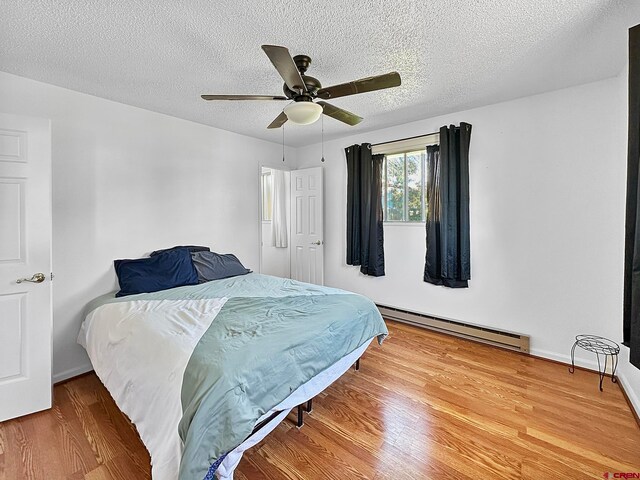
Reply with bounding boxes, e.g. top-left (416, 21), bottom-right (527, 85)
top-left (424, 123), bottom-right (472, 288)
top-left (624, 24), bottom-right (640, 368)
top-left (345, 144), bottom-right (385, 277)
